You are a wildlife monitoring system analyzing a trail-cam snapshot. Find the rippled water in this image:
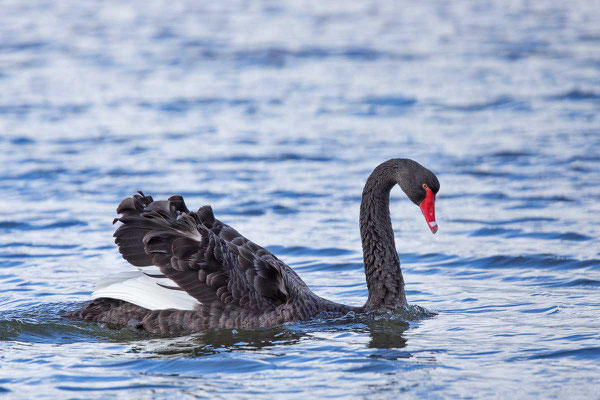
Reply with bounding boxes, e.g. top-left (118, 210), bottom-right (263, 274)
top-left (1, 0), bottom-right (599, 398)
